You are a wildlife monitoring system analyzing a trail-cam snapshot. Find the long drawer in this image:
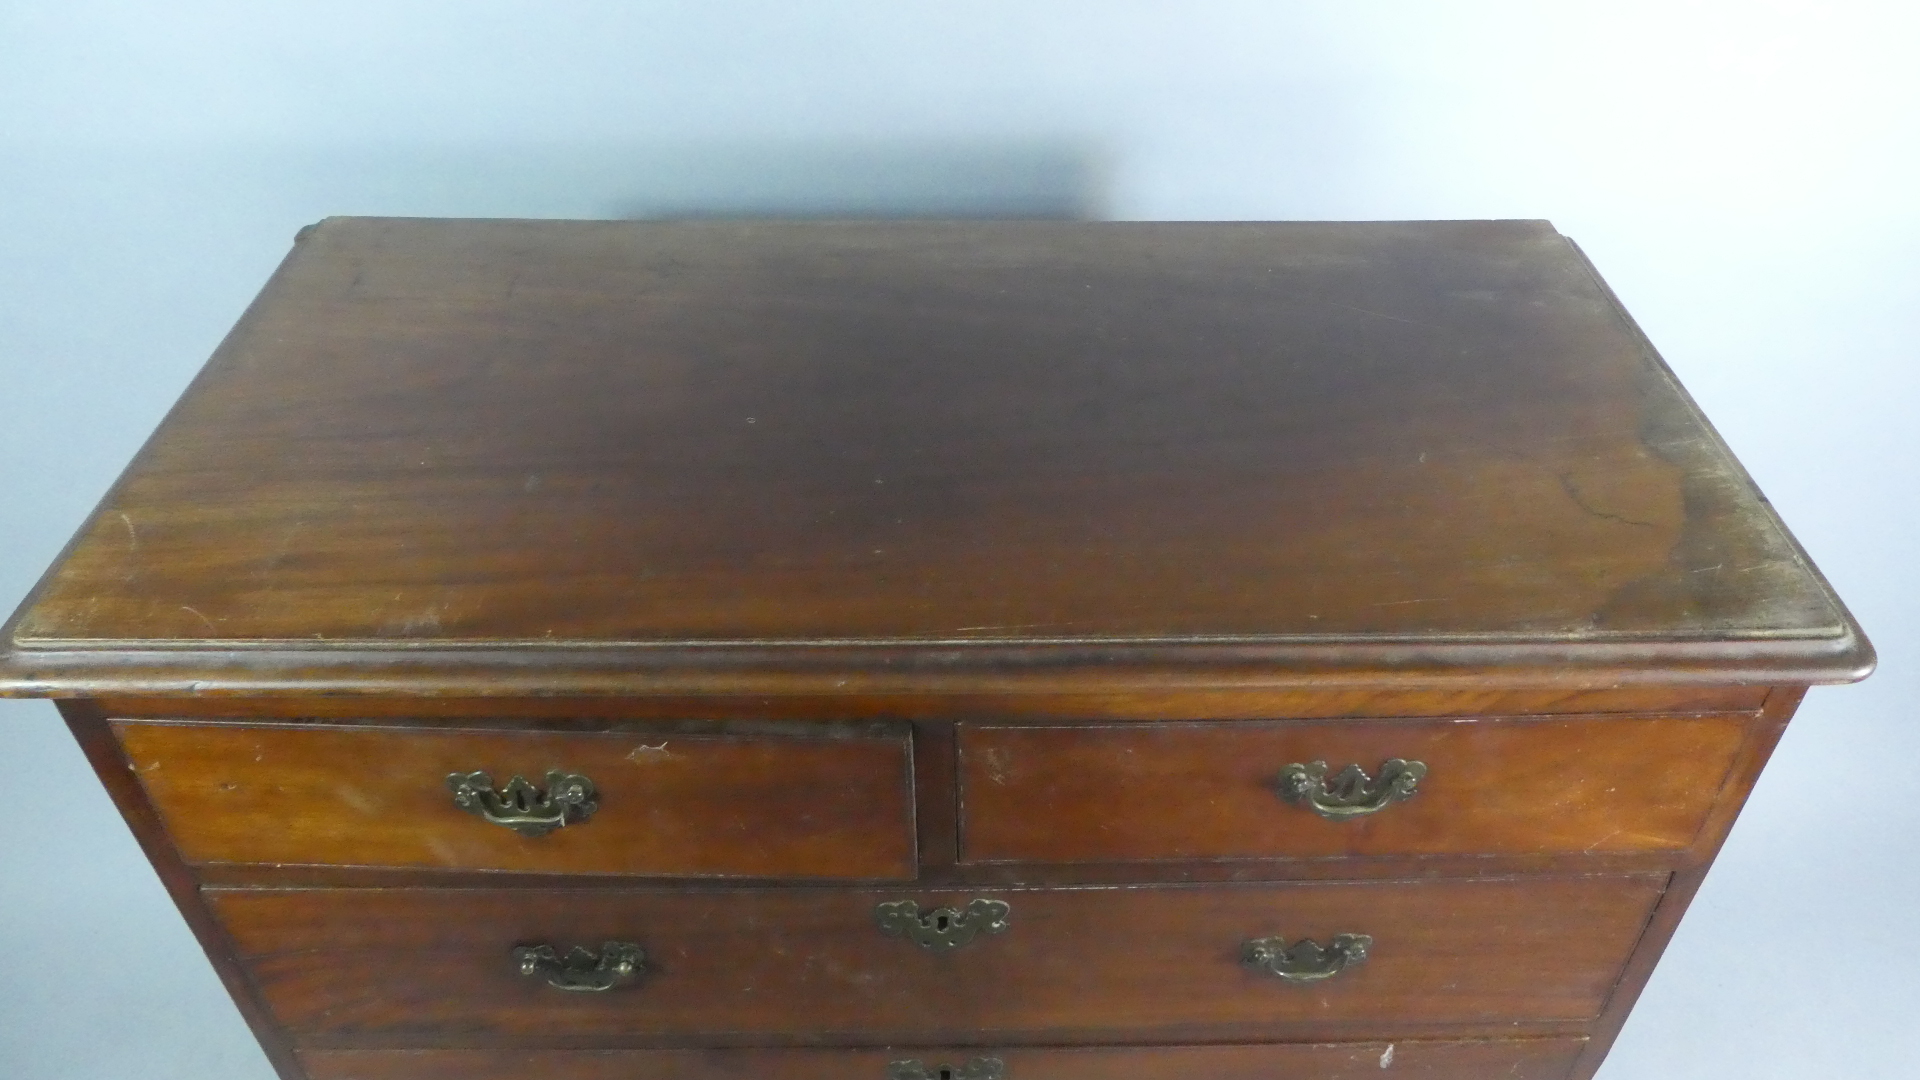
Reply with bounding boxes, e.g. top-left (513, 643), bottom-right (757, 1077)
top-left (117, 721), bottom-right (916, 880)
top-left (959, 715), bottom-right (1747, 862)
top-left (300, 1039), bottom-right (1591, 1080)
top-left (211, 877), bottom-right (1663, 1042)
